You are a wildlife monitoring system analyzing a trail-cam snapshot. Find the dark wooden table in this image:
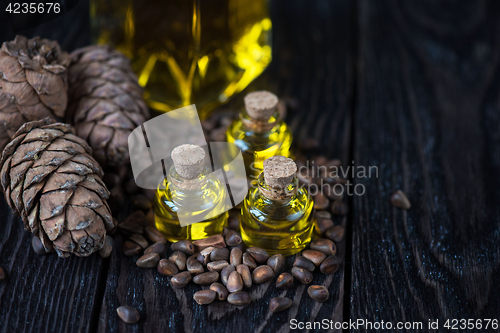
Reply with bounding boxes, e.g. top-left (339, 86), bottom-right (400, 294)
top-left (1, 0), bottom-right (500, 332)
